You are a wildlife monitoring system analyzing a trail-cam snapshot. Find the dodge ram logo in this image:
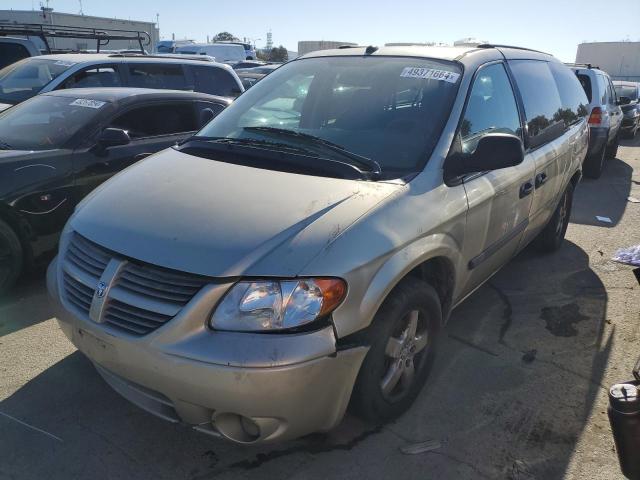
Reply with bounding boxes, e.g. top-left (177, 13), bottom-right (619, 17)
top-left (96, 281), bottom-right (107, 298)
